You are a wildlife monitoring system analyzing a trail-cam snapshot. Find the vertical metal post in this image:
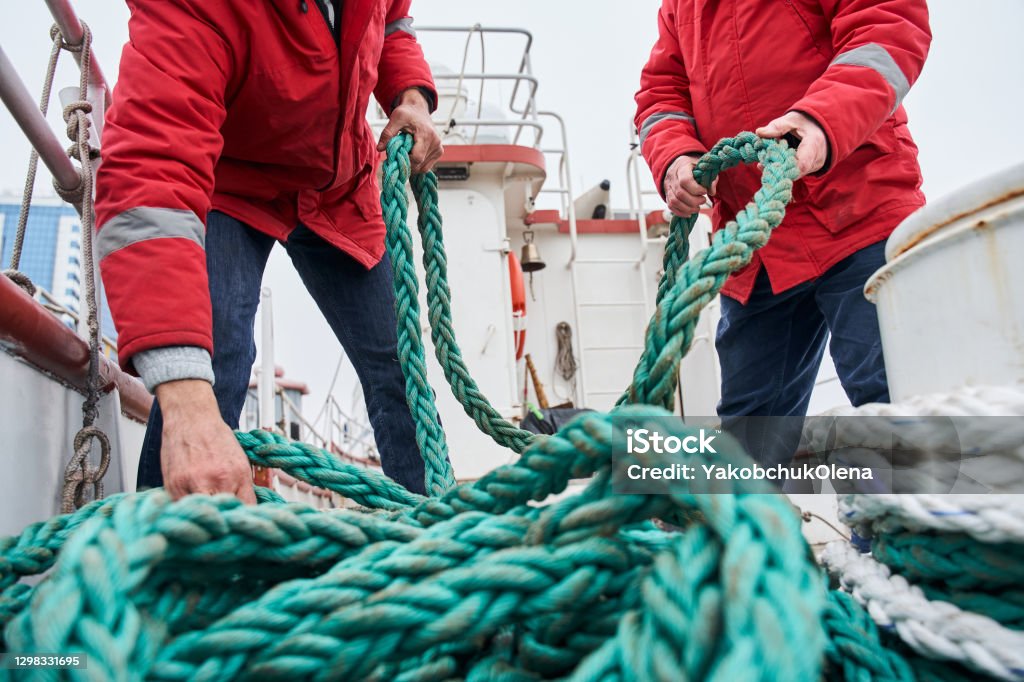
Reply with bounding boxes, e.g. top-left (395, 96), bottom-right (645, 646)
top-left (258, 287), bottom-right (276, 431)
